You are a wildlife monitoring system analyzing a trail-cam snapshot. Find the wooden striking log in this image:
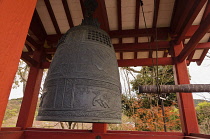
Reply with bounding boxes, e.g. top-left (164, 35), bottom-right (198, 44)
top-left (139, 84), bottom-right (210, 93)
